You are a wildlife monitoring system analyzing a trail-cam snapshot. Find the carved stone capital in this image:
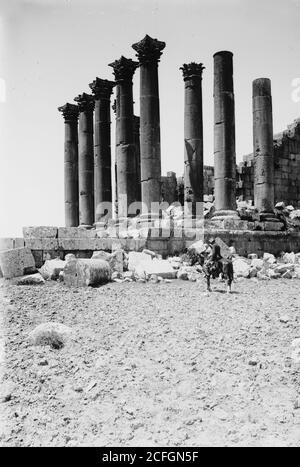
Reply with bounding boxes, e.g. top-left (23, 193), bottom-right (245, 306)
top-left (180, 62), bottom-right (205, 81)
top-left (74, 92), bottom-right (95, 112)
top-left (89, 78), bottom-right (115, 99)
top-left (132, 34), bottom-right (166, 65)
top-left (109, 56), bottom-right (139, 83)
top-left (58, 103), bottom-right (79, 121)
